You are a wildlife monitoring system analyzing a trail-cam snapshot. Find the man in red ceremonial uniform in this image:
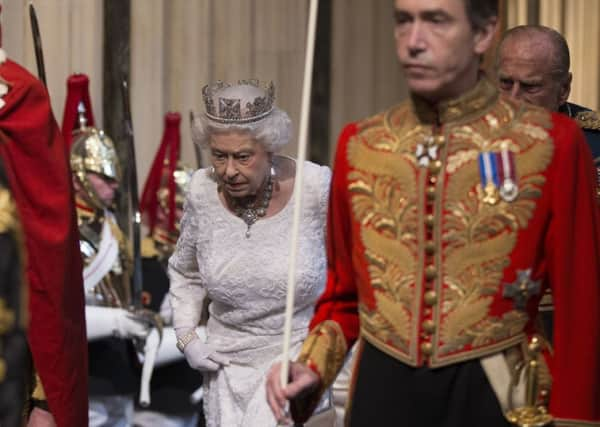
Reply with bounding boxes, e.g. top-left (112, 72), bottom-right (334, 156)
top-left (267, 0), bottom-right (600, 426)
top-left (0, 14), bottom-right (88, 427)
